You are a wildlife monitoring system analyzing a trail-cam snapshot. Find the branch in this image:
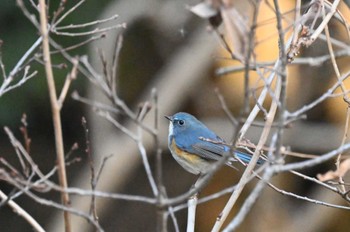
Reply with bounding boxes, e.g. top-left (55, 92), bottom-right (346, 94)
top-left (0, 190), bottom-right (45, 232)
top-left (38, 0), bottom-right (71, 230)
